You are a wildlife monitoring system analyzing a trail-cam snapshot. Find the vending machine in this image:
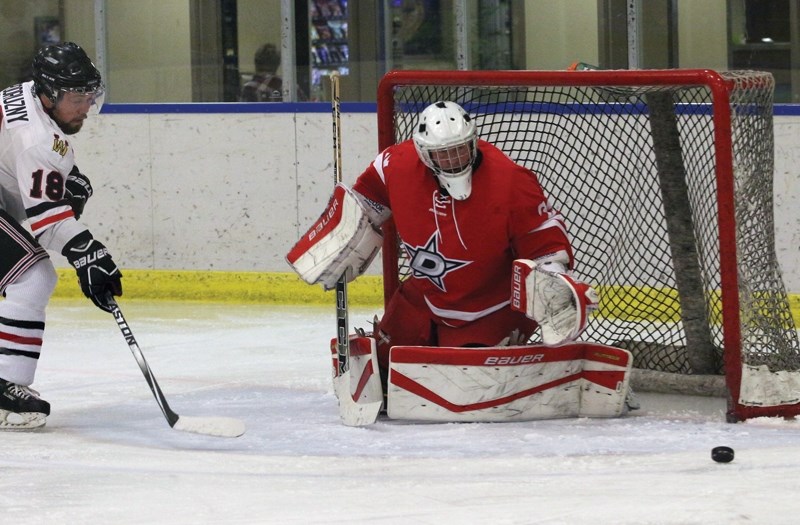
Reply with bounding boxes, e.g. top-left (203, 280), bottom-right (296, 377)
top-left (308, 0), bottom-right (350, 101)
